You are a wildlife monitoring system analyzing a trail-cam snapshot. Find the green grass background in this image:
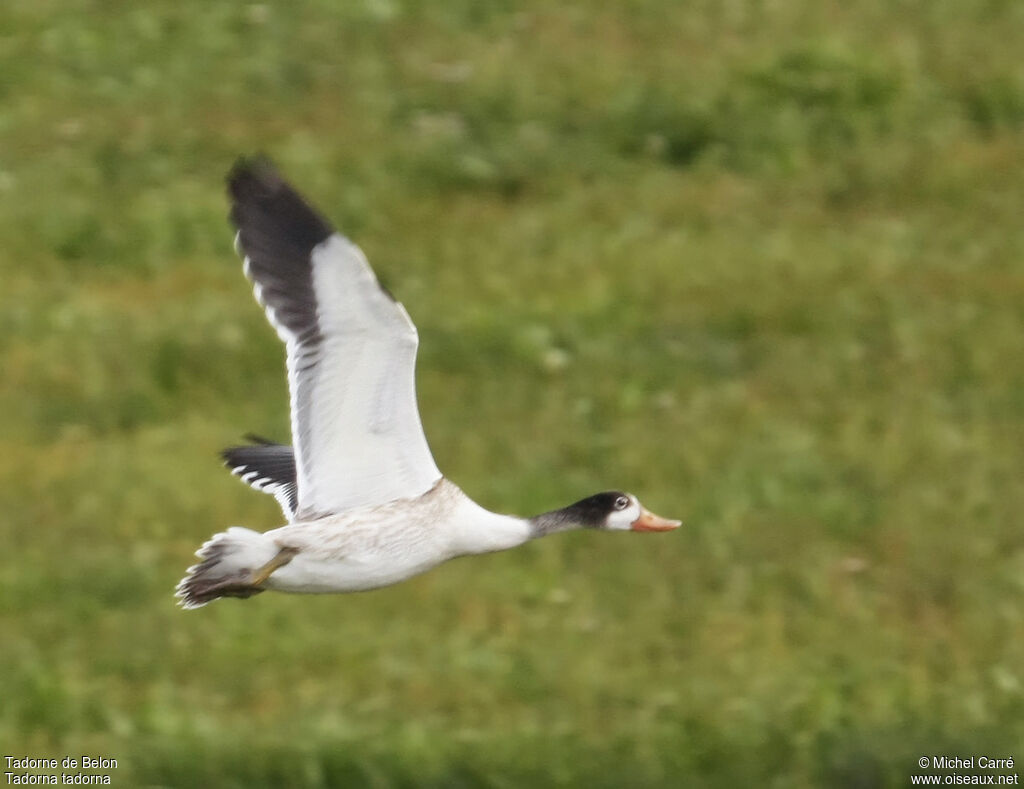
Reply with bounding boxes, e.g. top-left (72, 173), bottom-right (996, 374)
top-left (2, 1), bottom-right (1023, 786)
